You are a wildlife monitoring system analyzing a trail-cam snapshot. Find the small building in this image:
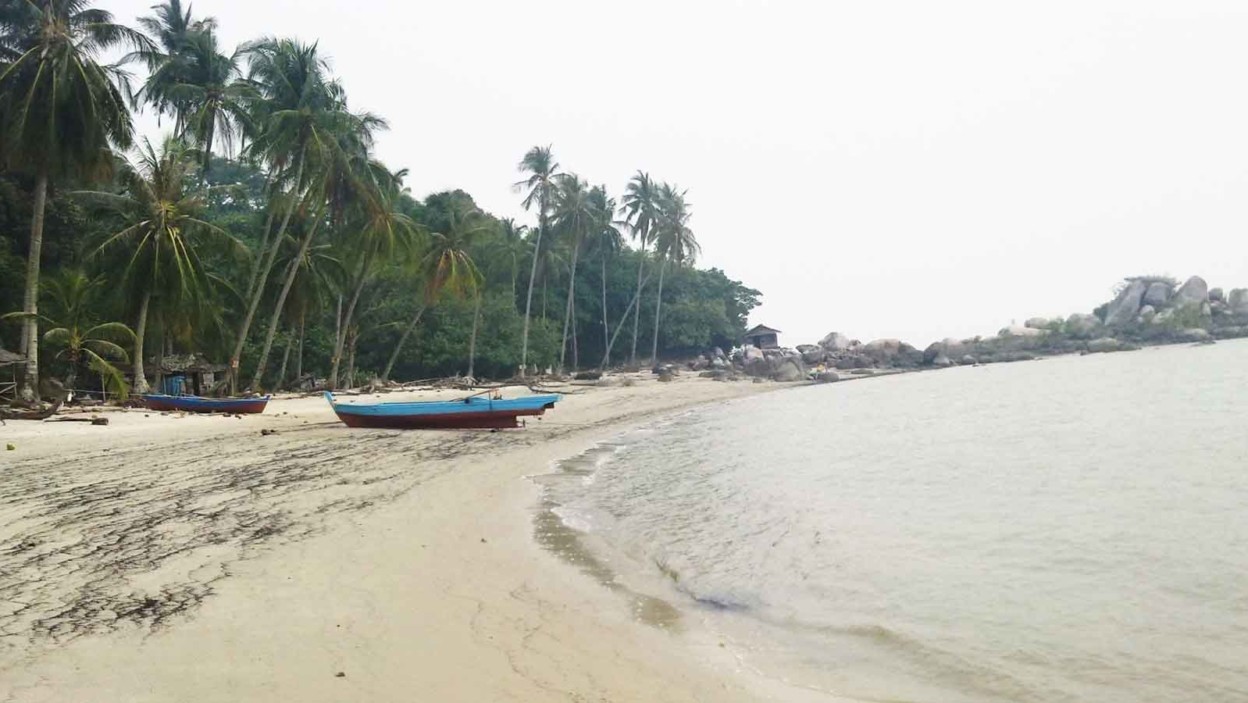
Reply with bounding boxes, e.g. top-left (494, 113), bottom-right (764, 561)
top-left (0, 348), bottom-right (23, 400)
top-left (142, 354), bottom-right (229, 396)
top-left (744, 324), bottom-right (782, 349)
